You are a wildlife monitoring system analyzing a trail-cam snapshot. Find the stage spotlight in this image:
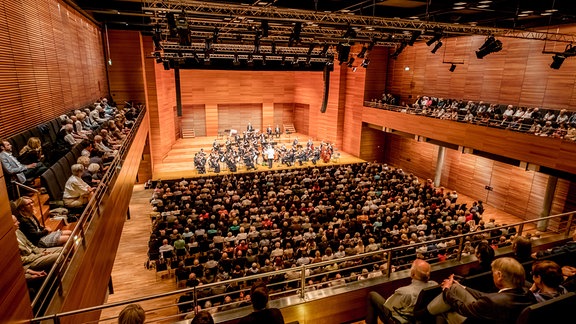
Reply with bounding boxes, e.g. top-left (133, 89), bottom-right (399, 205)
top-left (292, 55), bottom-right (299, 65)
top-left (289, 22), bottom-right (302, 47)
top-left (361, 58), bottom-right (370, 68)
top-left (408, 31), bottom-right (422, 46)
top-left (192, 52), bottom-right (200, 64)
top-left (319, 43), bottom-right (330, 56)
top-left (162, 60), bottom-right (170, 70)
top-left (305, 56), bottom-right (311, 67)
top-left (271, 41), bottom-right (277, 54)
top-left (347, 57), bottom-right (355, 67)
top-left (390, 42), bottom-right (407, 59)
top-left (233, 52), bottom-right (240, 66)
top-left (426, 29), bottom-right (443, 46)
top-left (307, 43), bottom-right (316, 56)
top-left (431, 41), bottom-right (443, 54)
top-left (337, 43), bottom-right (351, 64)
top-left (550, 54), bottom-right (566, 69)
top-left (343, 25), bottom-right (357, 39)
top-left (247, 54), bottom-right (254, 67)
top-left (261, 20), bottom-right (269, 37)
top-left (357, 46), bottom-right (367, 58)
top-left (212, 27), bottom-right (219, 43)
top-left (281, 55), bottom-right (286, 66)
top-left (204, 52), bottom-right (211, 65)
top-left (476, 36), bottom-right (502, 59)
top-left (449, 64), bottom-right (457, 72)
top-left (262, 55), bottom-right (267, 66)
